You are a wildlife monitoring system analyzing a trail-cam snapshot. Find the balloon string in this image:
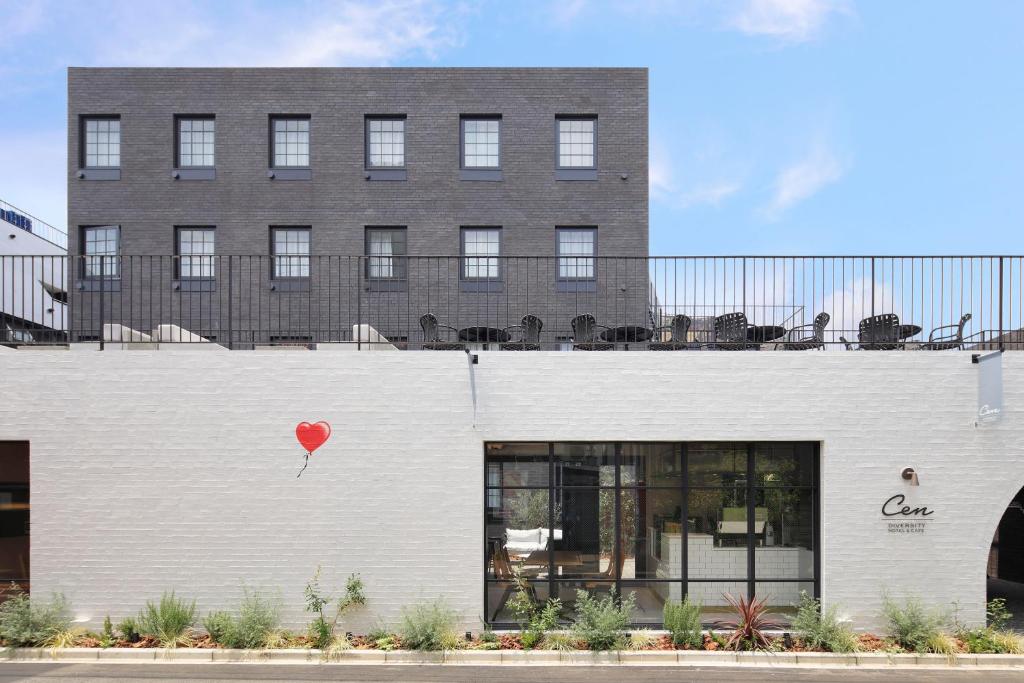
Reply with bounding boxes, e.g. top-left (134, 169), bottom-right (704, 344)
top-left (297, 451), bottom-right (310, 478)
